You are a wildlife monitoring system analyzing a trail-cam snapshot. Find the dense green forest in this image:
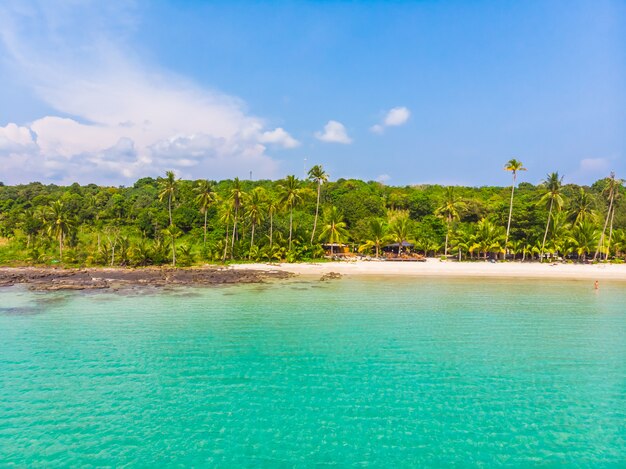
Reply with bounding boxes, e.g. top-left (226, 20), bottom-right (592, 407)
top-left (0, 163), bottom-right (624, 266)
